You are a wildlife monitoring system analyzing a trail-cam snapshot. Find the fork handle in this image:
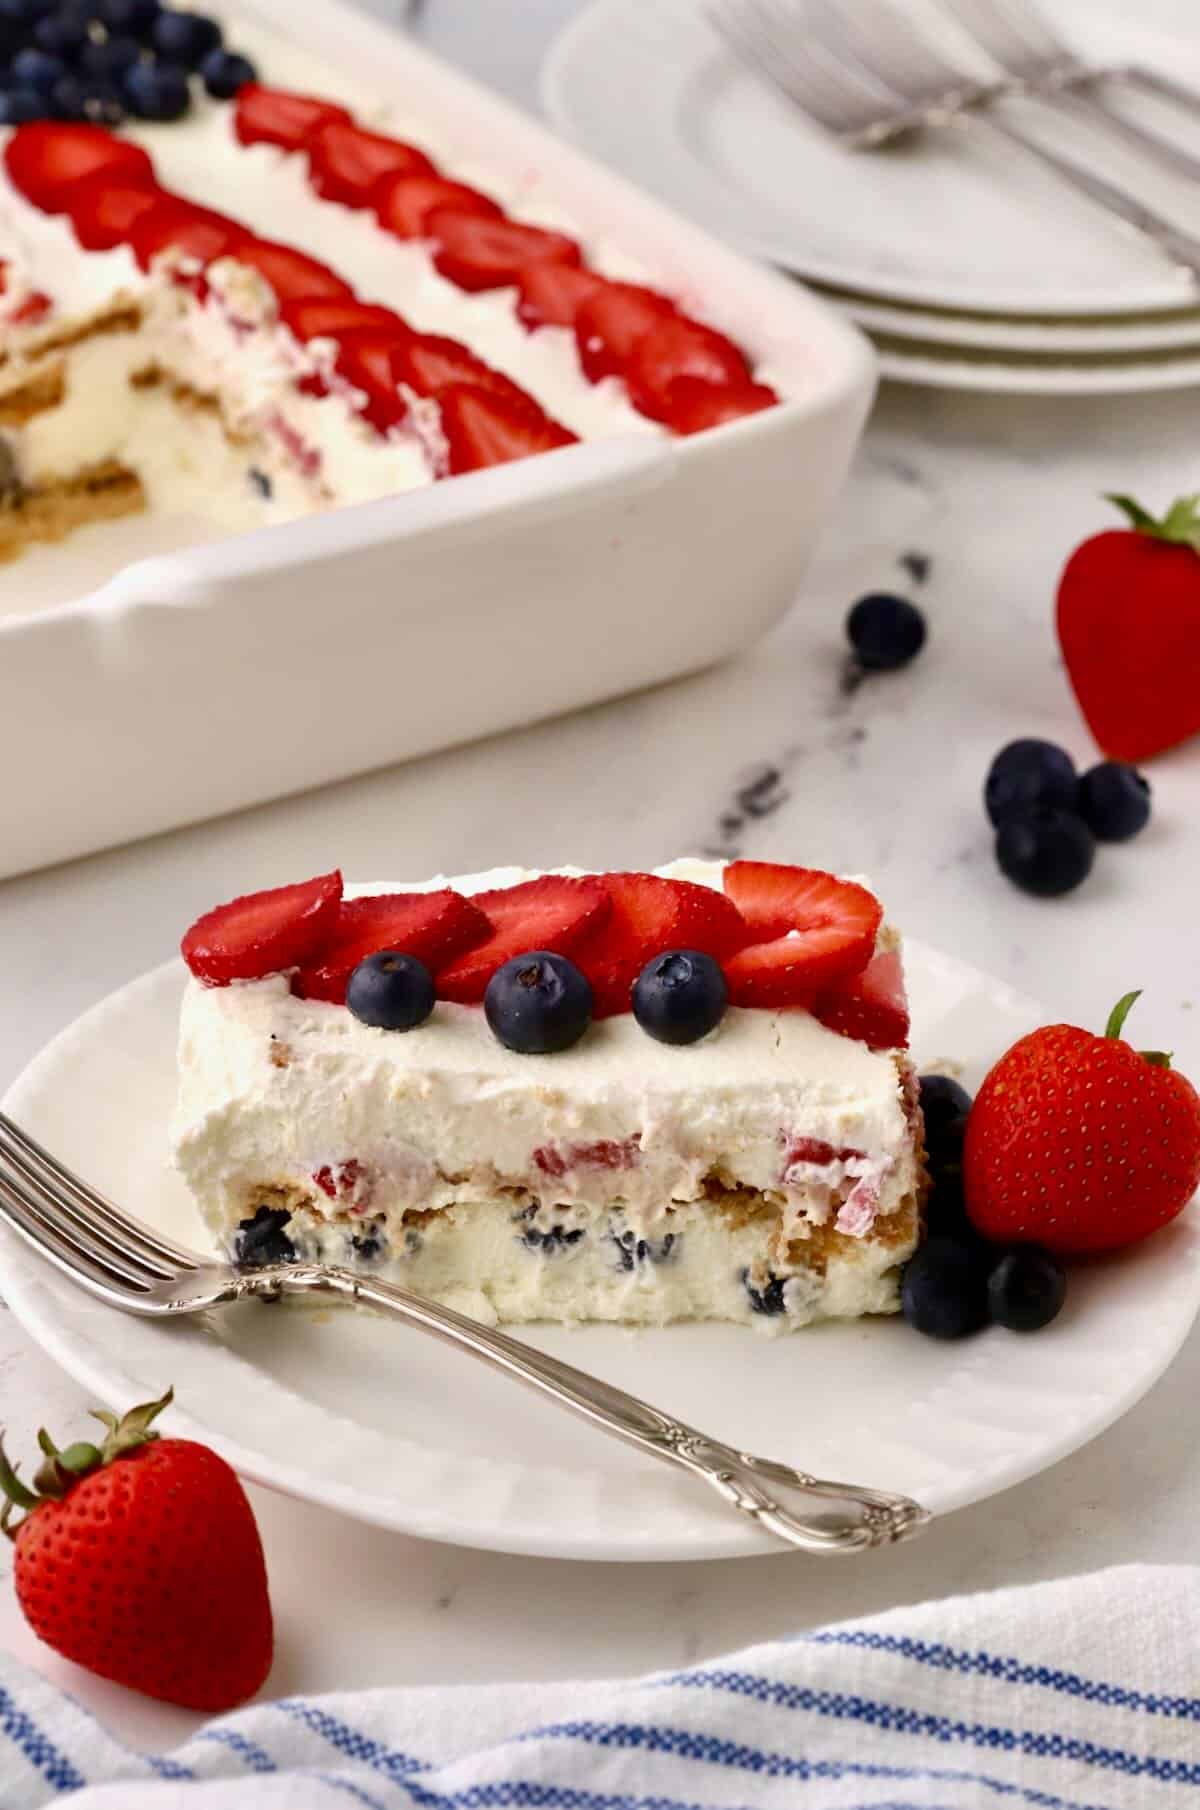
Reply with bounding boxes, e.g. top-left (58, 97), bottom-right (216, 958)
top-left (258, 1264), bottom-right (929, 1554)
top-left (969, 111), bottom-right (1200, 289)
